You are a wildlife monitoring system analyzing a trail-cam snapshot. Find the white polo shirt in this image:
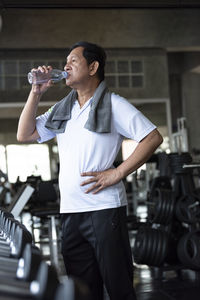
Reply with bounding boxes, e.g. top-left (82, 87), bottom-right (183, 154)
top-left (36, 93), bottom-right (156, 213)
